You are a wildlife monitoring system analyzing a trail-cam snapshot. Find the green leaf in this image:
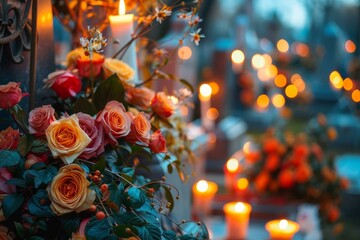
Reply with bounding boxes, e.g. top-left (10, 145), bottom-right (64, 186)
top-left (14, 221), bottom-right (25, 239)
top-left (0, 150), bottom-right (22, 167)
top-left (73, 97), bottom-right (97, 116)
top-left (162, 230), bottom-right (178, 240)
top-left (62, 215), bottom-right (80, 235)
top-left (136, 223), bottom-right (161, 240)
top-left (92, 157), bottom-right (106, 172)
top-left (29, 237), bottom-right (45, 240)
top-left (31, 139), bottom-right (48, 154)
top-left (11, 105), bottom-right (29, 132)
top-left (6, 178), bottom-right (27, 188)
top-left (18, 135), bottom-right (34, 157)
top-left (121, 167), bottom-right (135, 177)
top-left (113, 225), bottom-right (138, 238)
top-left (117, 212), bottom-right (145, 226)
top-left (28, 189), bottom-right (55, 218)
top-left (85, 217), bottom-right (113, 240)
top-left (34, 166), bottom-right (57, 188)
top-left (179, 235), bottom-right (197, 240)
top-left (108, 182), bottom-right (124, 206)
top-left (123, 187), bottom-right (146, 209)
top-left (163, 186), bottom-right (174, 213)
top-left (93, 74), bottom-right (125, 111)
top-left (2, 193), bottom-right (24, 217)
top-left (179, 79), bottom-right (194, 93)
